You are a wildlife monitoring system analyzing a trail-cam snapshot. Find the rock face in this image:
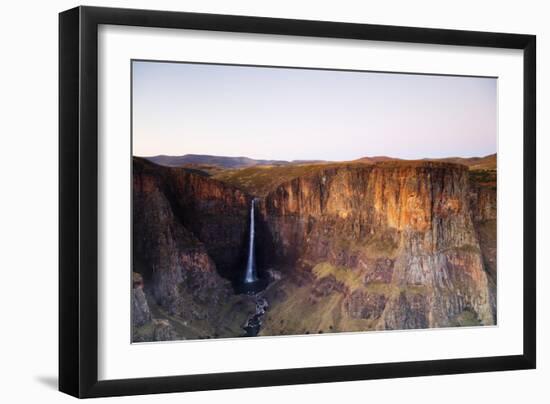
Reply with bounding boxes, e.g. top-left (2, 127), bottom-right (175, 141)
top-left (132, 156), bottom-right (497, 340)
top-left (134, 157), bottom-right (252, 278)
top-left (132, 272), bottom-right (151, 327)
top-left (258, 162), bottom-right (496, 332)
top-left (132, 272), bottom-right (177, 342)
top-left (132, 157), bottom-right (255, 341)
top-left (469, 169), bottom-right (497, 318)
